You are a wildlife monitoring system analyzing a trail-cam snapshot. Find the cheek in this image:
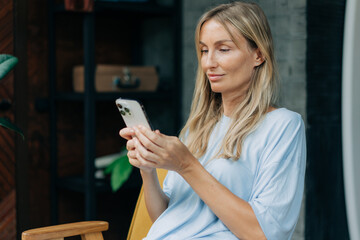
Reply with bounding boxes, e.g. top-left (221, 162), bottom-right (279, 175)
top-left (200, 56), bottom-right (207, 70)
top-left (222, 59), bottom-right (243, 73)
top-left (233, 63), bottom-right (253, 78)
top-left (227, 55), bottom-right (255, 74)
